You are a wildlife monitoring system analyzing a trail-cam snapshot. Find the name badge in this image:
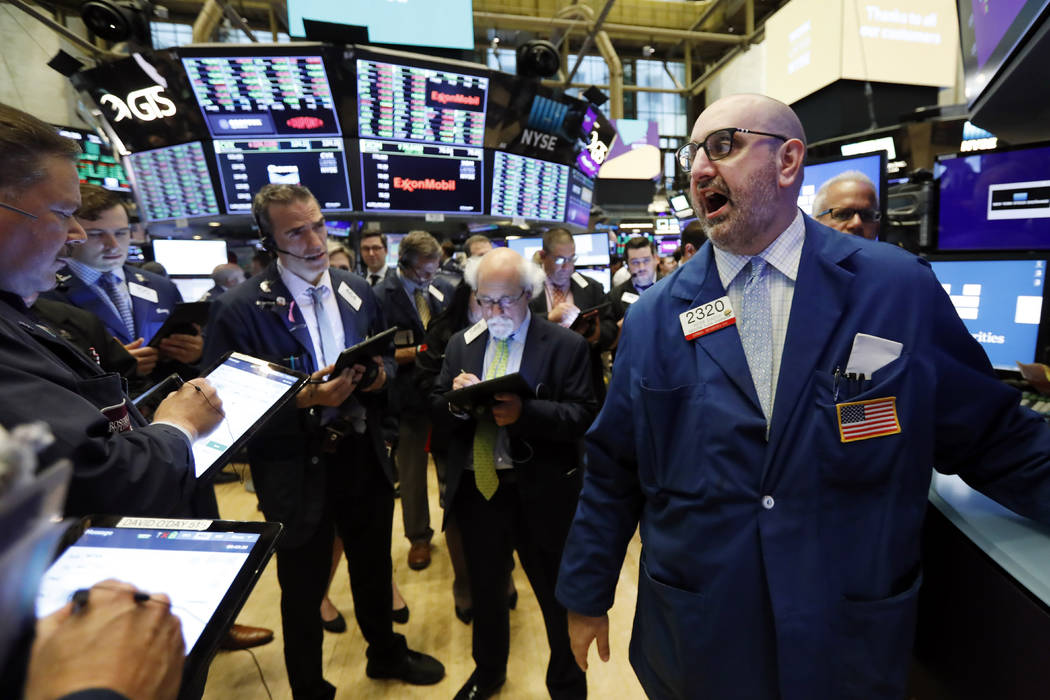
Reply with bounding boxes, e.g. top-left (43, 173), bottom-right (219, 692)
top-left (679, 295), bottom-right (736, 340)
top-left (464, 319), bottom-right (487, 344)
top-left (428, 284), bottom-right (445, 302)
top-left (127, 282), bottom-right (158, 303)
top-left (338, 281), bottom-right (362, 310)
top-left (621, 291), bottom-right (639, 305)
top-left (571, 271), bottom-right (589, 288)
